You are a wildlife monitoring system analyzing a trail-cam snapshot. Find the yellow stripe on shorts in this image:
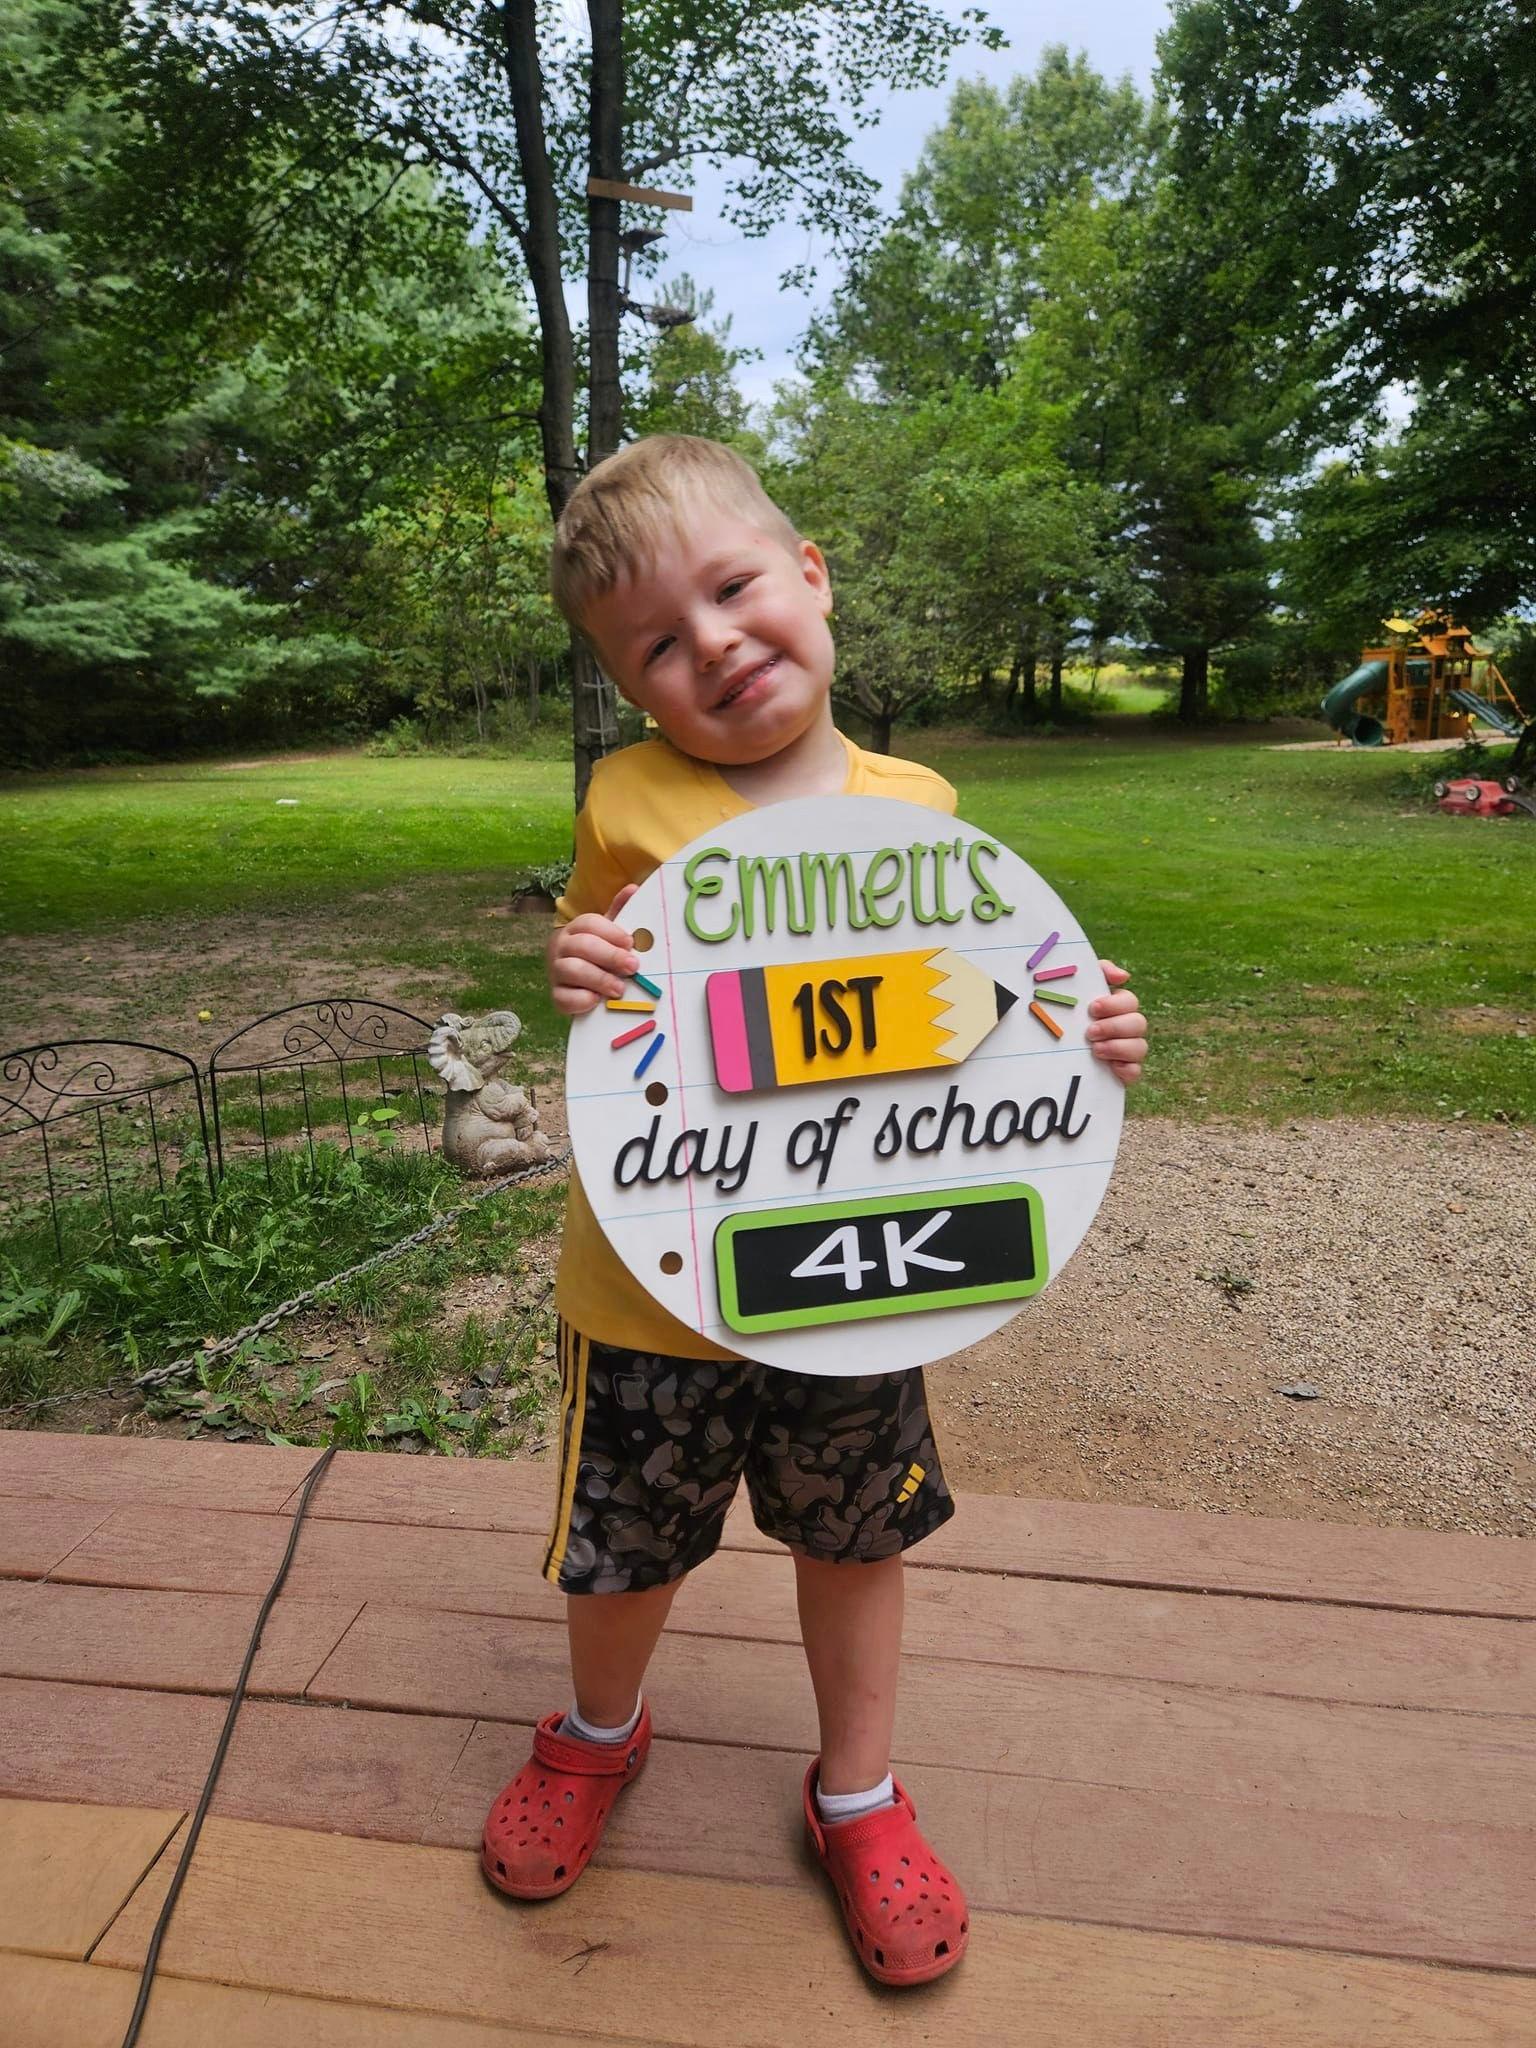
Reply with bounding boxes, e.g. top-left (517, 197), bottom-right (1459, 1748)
top-left (542, 1325), bottom-right (591, 1584)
